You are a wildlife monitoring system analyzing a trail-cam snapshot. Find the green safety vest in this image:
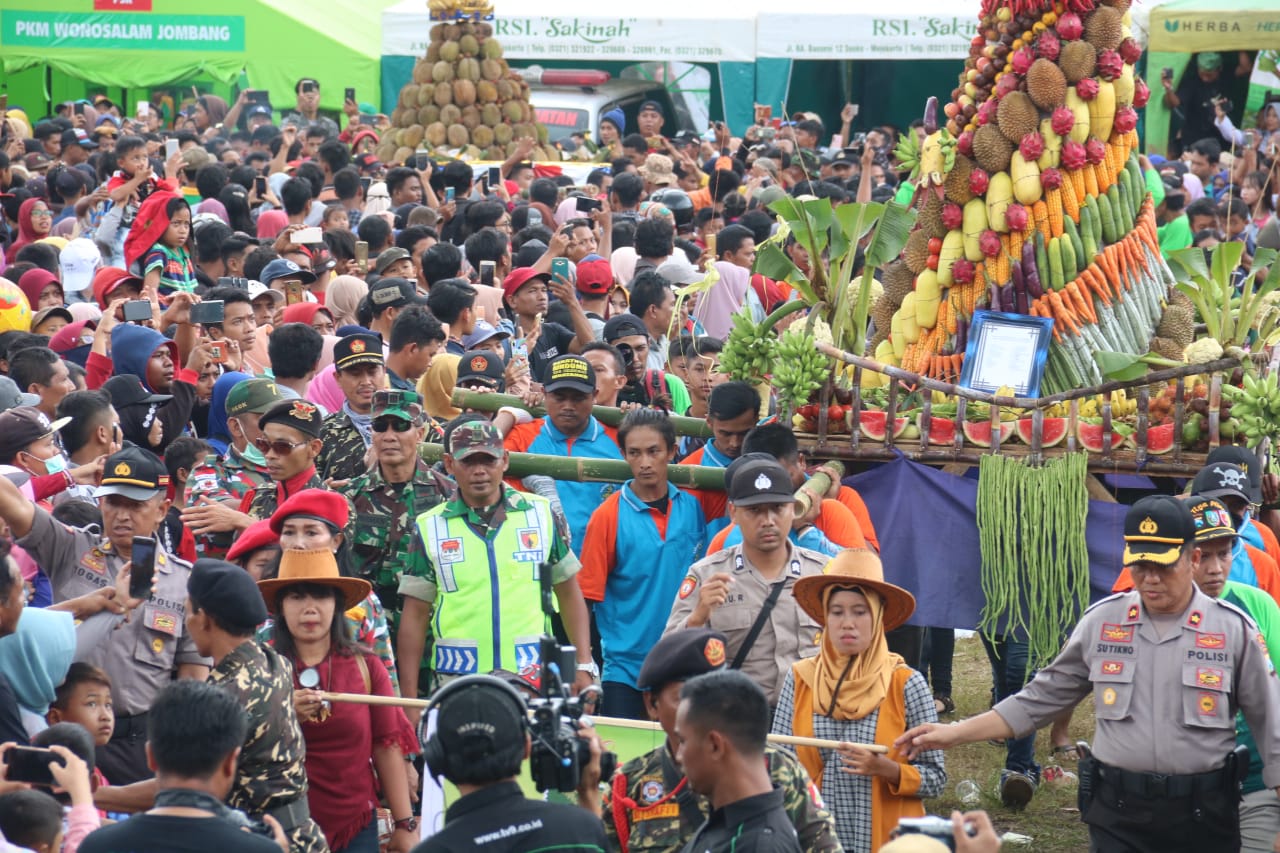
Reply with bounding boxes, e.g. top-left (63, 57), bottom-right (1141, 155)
top-left (416, 494), bottom-right (556, 676)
